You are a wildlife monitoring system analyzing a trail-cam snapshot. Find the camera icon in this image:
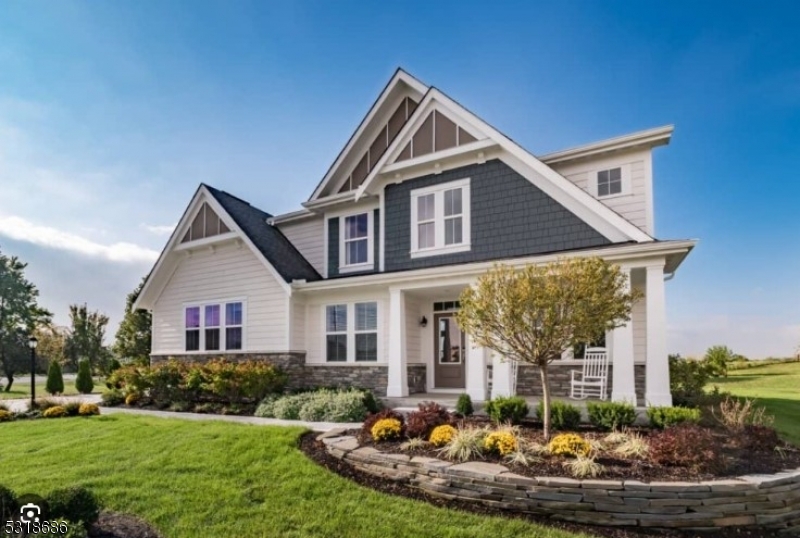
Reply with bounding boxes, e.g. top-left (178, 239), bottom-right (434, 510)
top-left (19, 503), bottom-right (41, 524)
